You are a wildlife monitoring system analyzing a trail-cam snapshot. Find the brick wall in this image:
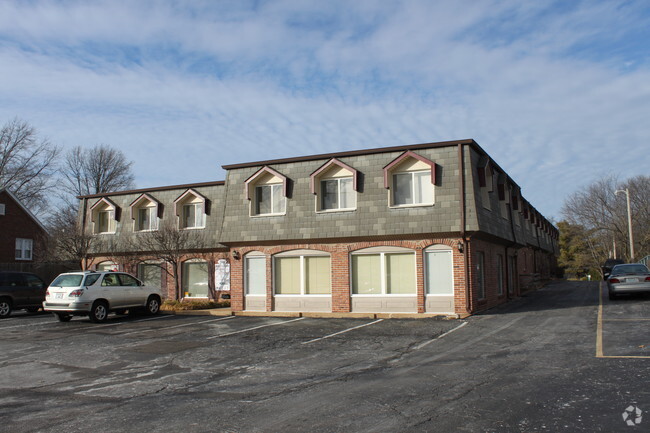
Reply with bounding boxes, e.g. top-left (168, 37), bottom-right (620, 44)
top-left (0, 191), bottom-right (47, 263)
